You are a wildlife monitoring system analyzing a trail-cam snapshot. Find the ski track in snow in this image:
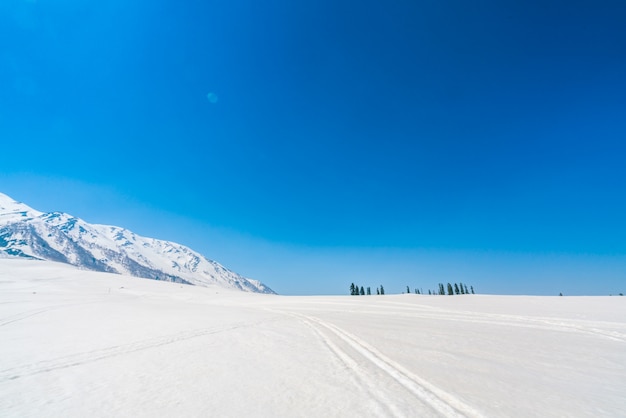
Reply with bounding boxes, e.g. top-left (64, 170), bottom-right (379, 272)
top-left (293, 301), bottom-right (626, 343)
top-left (377, 308), bottom-right (626, 343)
top-left (298, 316), bottom-right (398, 417)
top-left (0, 318), bottom-right (275, 382)
top-left (0, 301), bottom-right (98, 328)
top-left (271, 309), bottom-right (485, 418)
